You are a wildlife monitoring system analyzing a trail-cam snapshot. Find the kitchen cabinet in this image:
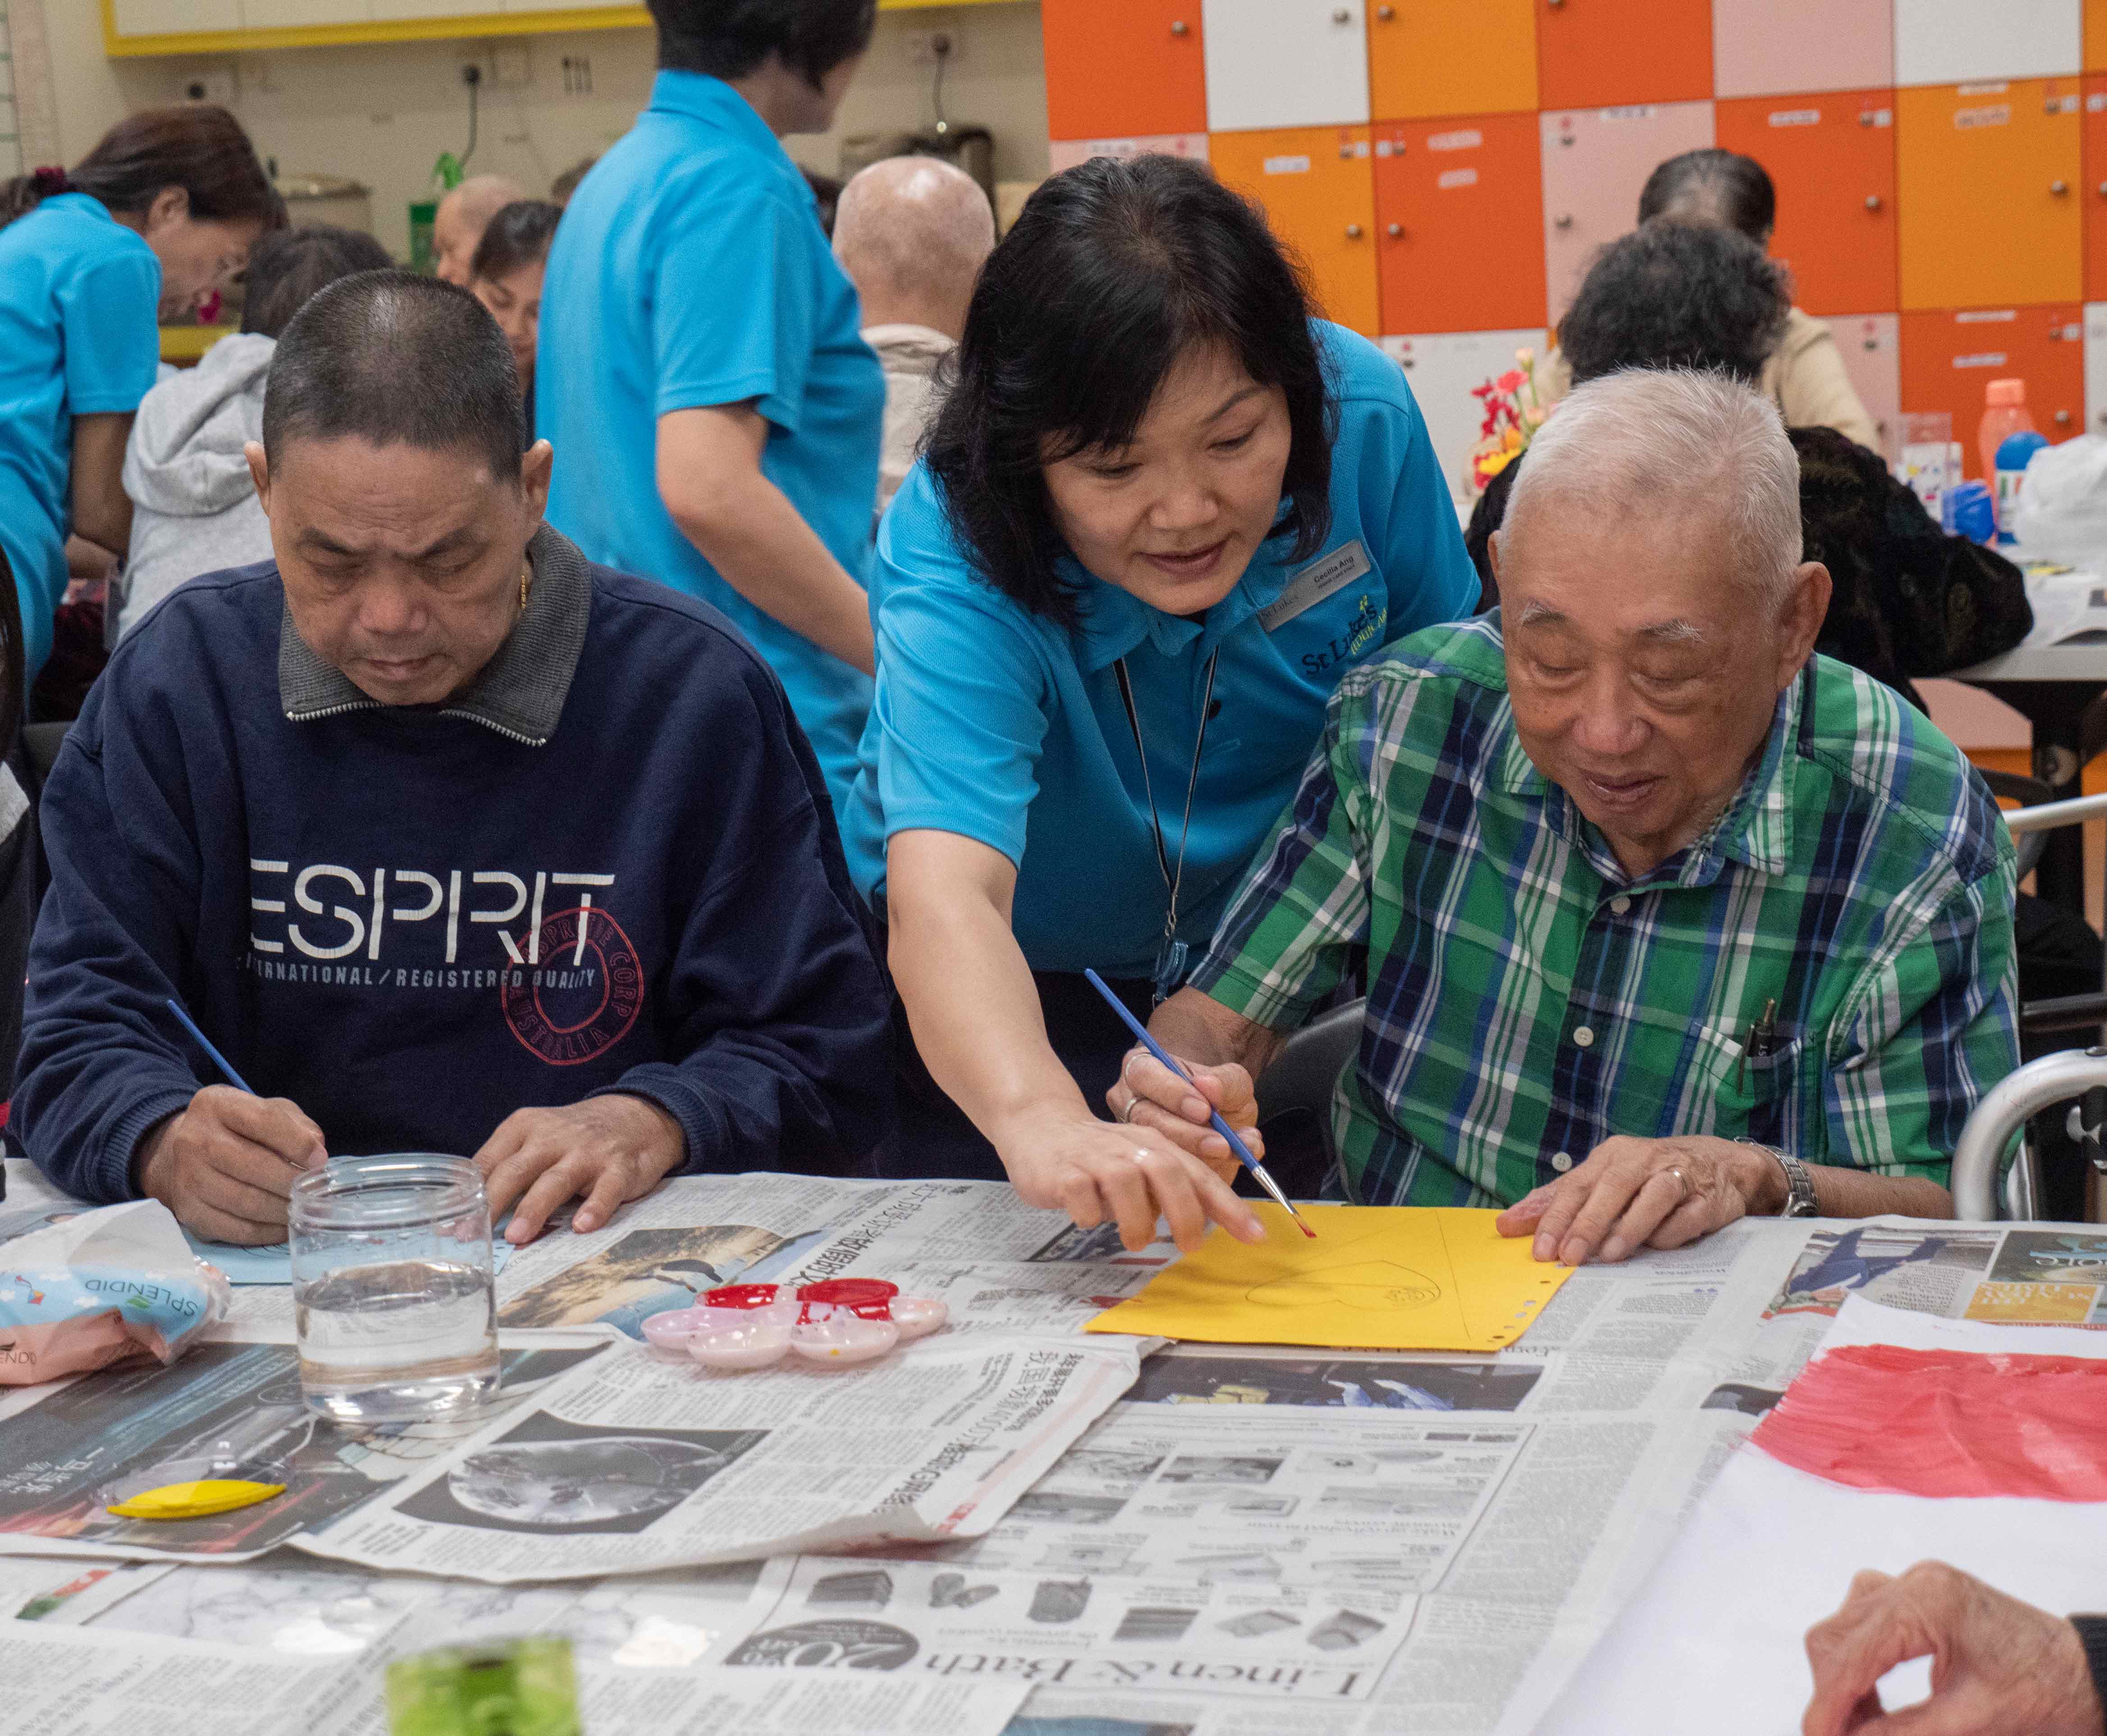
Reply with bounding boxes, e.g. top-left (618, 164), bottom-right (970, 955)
top-left (1539, 100), bottom-right (1716, 322)
top-left (1043, 1), bottom-right (1209, 142)
top-left (1209, 125), bottom-right (1381, 333)
top-left (112, 0), bottom-right (242, 30)
top-left (1715, 91), bottom-right (1898, 315)
top-left (1897, 78), bottom-right (2083, 310)
top-left (1373, 114), bottom-right (1546, 332)
top-left (1367, 0), bottom-right (1536, 121)
top-left (1537, 0), bottom-right (1712, 111)
top-left (1899, 304), bottom-right (2084, 477)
